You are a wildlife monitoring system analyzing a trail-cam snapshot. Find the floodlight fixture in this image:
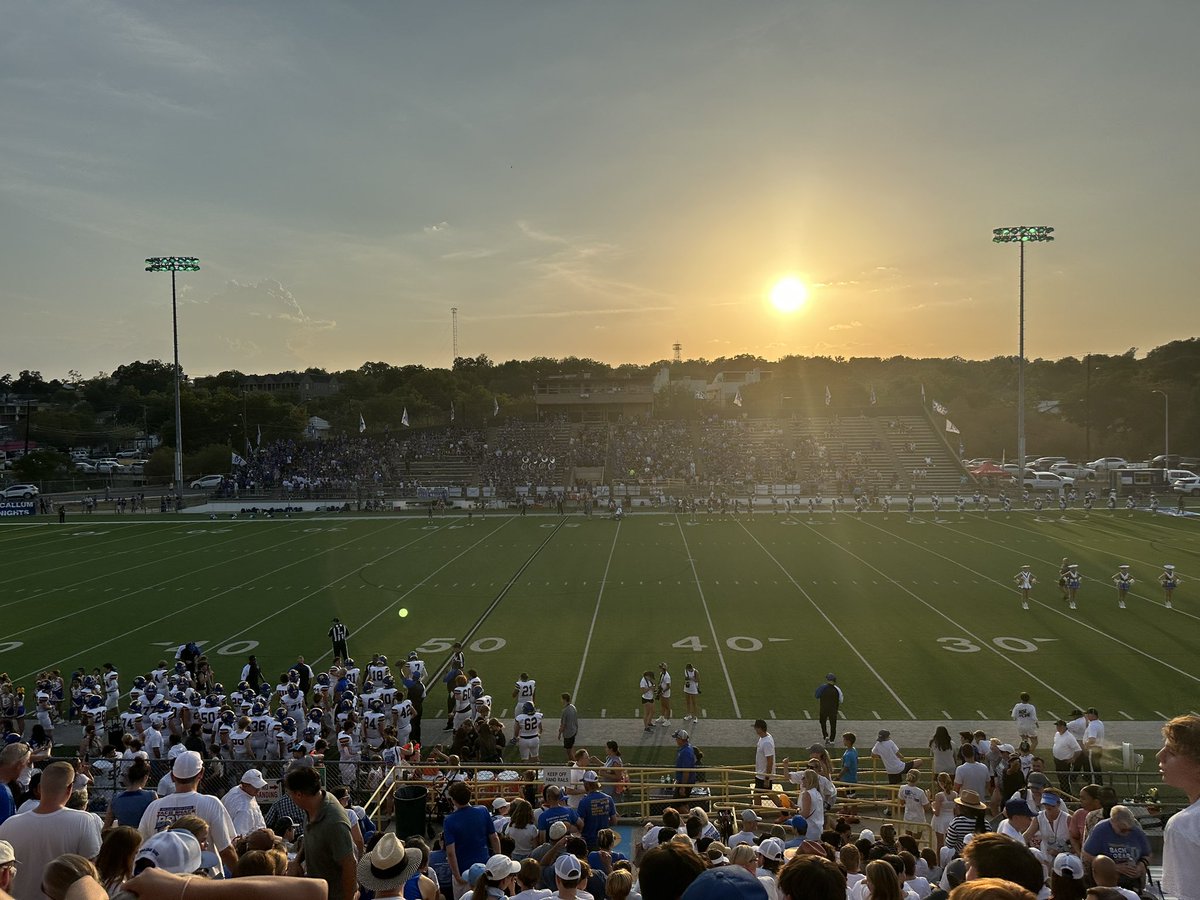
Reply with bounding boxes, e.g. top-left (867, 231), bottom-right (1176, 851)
top-left (146, 256), bottom-right (201, 490)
